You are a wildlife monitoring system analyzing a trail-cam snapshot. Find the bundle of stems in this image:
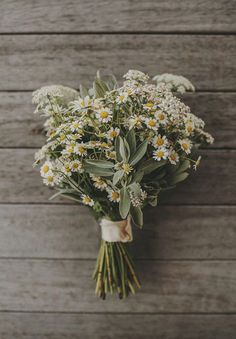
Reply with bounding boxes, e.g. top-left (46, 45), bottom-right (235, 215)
top-left (93, 240), bottom-right (141, 299)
